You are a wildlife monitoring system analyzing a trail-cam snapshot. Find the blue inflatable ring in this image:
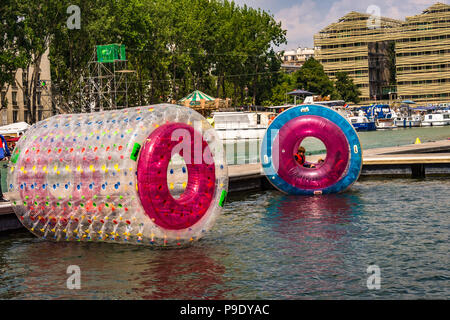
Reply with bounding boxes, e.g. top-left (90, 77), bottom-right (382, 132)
top-left (260, 104), bottom-right (362, 195)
